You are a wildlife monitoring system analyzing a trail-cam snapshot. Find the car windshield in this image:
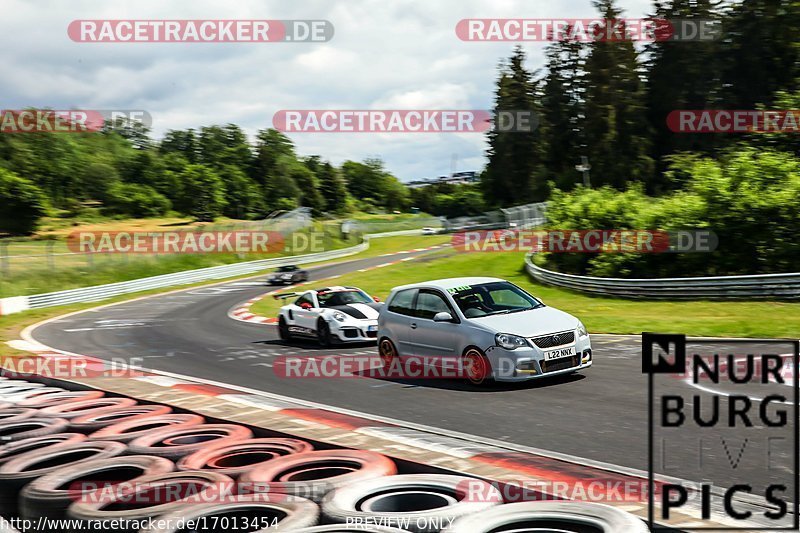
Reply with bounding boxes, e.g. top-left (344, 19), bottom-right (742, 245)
top-left (277, 266), bottom-right (297, 272)
top-left (317, 290), bottom-right (373, 307)
top-left (449, 282), bottom-right (543, 318)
